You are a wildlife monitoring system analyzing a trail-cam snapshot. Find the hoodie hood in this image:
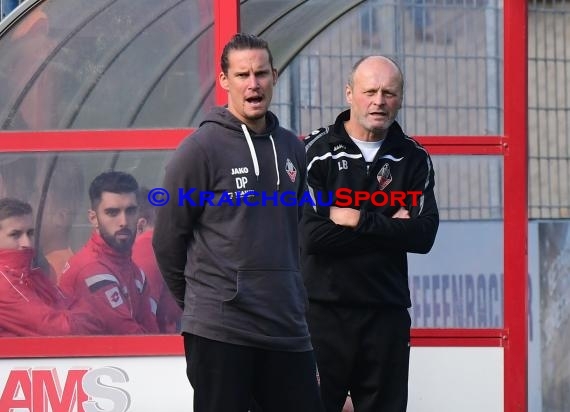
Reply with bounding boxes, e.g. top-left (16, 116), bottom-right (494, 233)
top-left (199, 106), bottom-right (279, 135)
top-left (200, 106), bottom-right (282, 190)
